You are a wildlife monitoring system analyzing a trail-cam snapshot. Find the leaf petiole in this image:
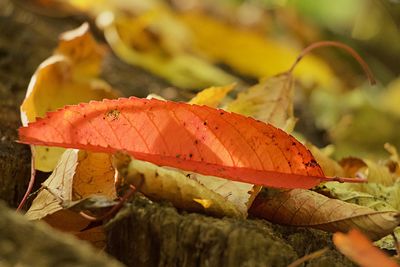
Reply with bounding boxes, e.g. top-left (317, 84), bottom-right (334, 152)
top-left (320, 176), bottom-right (368, 184)
top-left (79, 184), bottom-right (137, 222)
top-left (17, 150), bottom-right (36, 211)
top-left (288, 41), bottom-right (376, 85)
